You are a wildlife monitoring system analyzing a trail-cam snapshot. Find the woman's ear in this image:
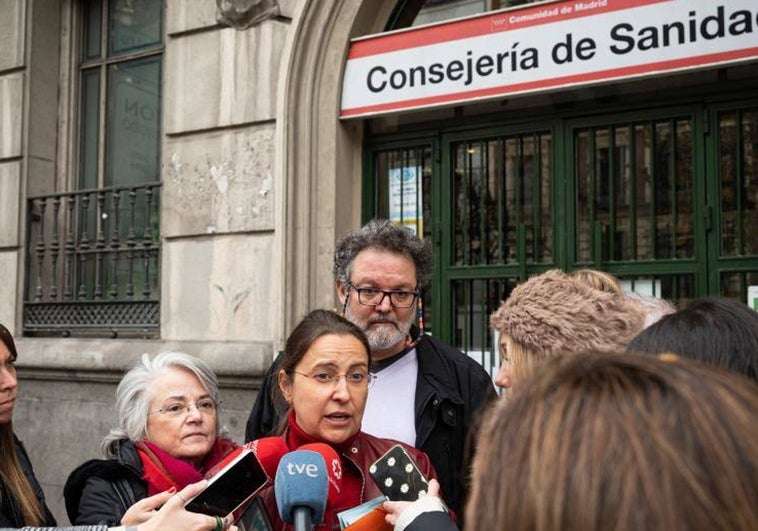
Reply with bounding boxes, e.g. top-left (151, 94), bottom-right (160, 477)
top-left (278, 369), bottom-right (292, 405)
